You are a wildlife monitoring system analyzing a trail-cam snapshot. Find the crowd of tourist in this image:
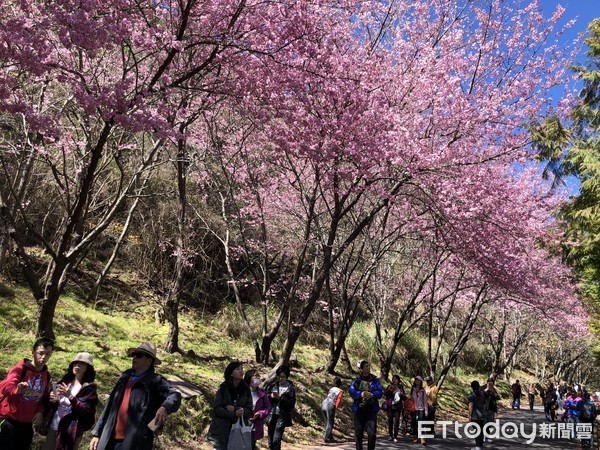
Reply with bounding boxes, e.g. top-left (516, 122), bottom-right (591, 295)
top-left (1, 341), bottom-right (597, 450)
